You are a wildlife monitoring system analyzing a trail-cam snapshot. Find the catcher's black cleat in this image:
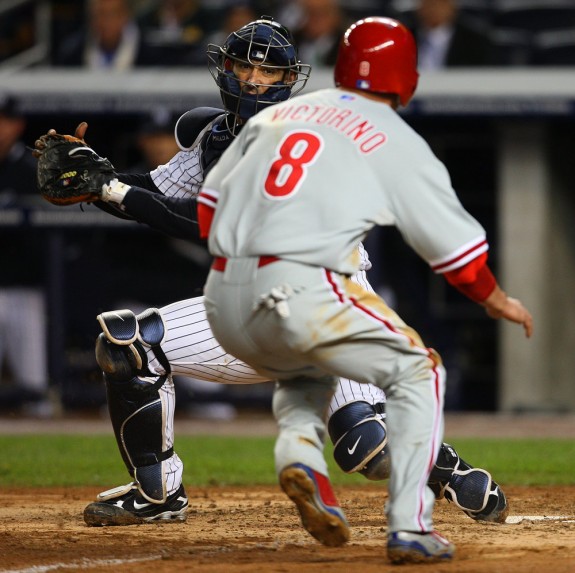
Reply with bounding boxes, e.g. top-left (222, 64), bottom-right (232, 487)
top-left (83, 482), bottom-right (188, 526)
